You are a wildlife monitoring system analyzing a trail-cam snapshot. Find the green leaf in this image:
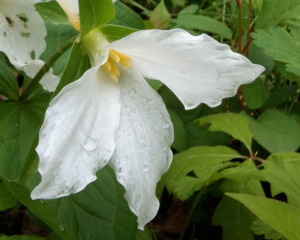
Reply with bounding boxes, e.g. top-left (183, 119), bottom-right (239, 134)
top-left (0, 61), bottom-right (19, 100)
top-left (4, 181), bottom-right (72, 240)
top-left (226, 193), bottom-right (300, 240)
top-left (0, 182), bottom-right (17, 211)
top-left (179, 4), bottom-right (198, 15)
top-left (251, 218), bottom-right (284, 240)
top-left (249, 110), bottom-right (300, 153)
top-left (35, 1), bottom-right (69, 25)
top-left (112, 1), bottom-right (145, 30)
top-left (150, 0), bottom-right (170, 29)
top-left (262, 84), bottom-right (298, 109)
top-left (196, 113), bottom-right (252, 150)
top-left (252, 27), bottom-right (300, 76)
top-left (168, 110), bottom-right (186, 152)
top-left (261, 152), bottom-right (300, 207)
top-left (54, 41), bottom-right (90, 96)
top-left (6, 167), bottom-right (138, 240)
top-left (213, 172), bottom-right (264, 240)
top-left (173, 15), bottom-right (232, 39)
top-left (243, 78), bottom-right (270, 109)
top-left (100, 25), bottom-right (137, 42)
top-left (165, 146), bottom-right (241, 200)
top-left (79, 0), bottom-right (115, 37)
top-left (0, 92), bottom-right (51, 181)
top-left (248, 44), bottom-right (274, 74)
top-left (41, 23), bottom-right (78, 75)
top-left (46, 167), bottom-right (137, 240)
top-left (0, 236), bottom-right (45, 240)
top-left (256, 0), bottom-right (300, 29)
top-left (171, 0), bottom-right (186, 8)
